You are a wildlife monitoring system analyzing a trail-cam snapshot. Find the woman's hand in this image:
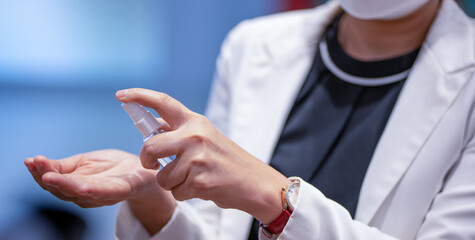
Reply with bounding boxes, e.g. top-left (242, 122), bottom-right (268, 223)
top-left (116, 88), bottom-right (290, 224)
top-left (25, 149), bottom-right (176, 234)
